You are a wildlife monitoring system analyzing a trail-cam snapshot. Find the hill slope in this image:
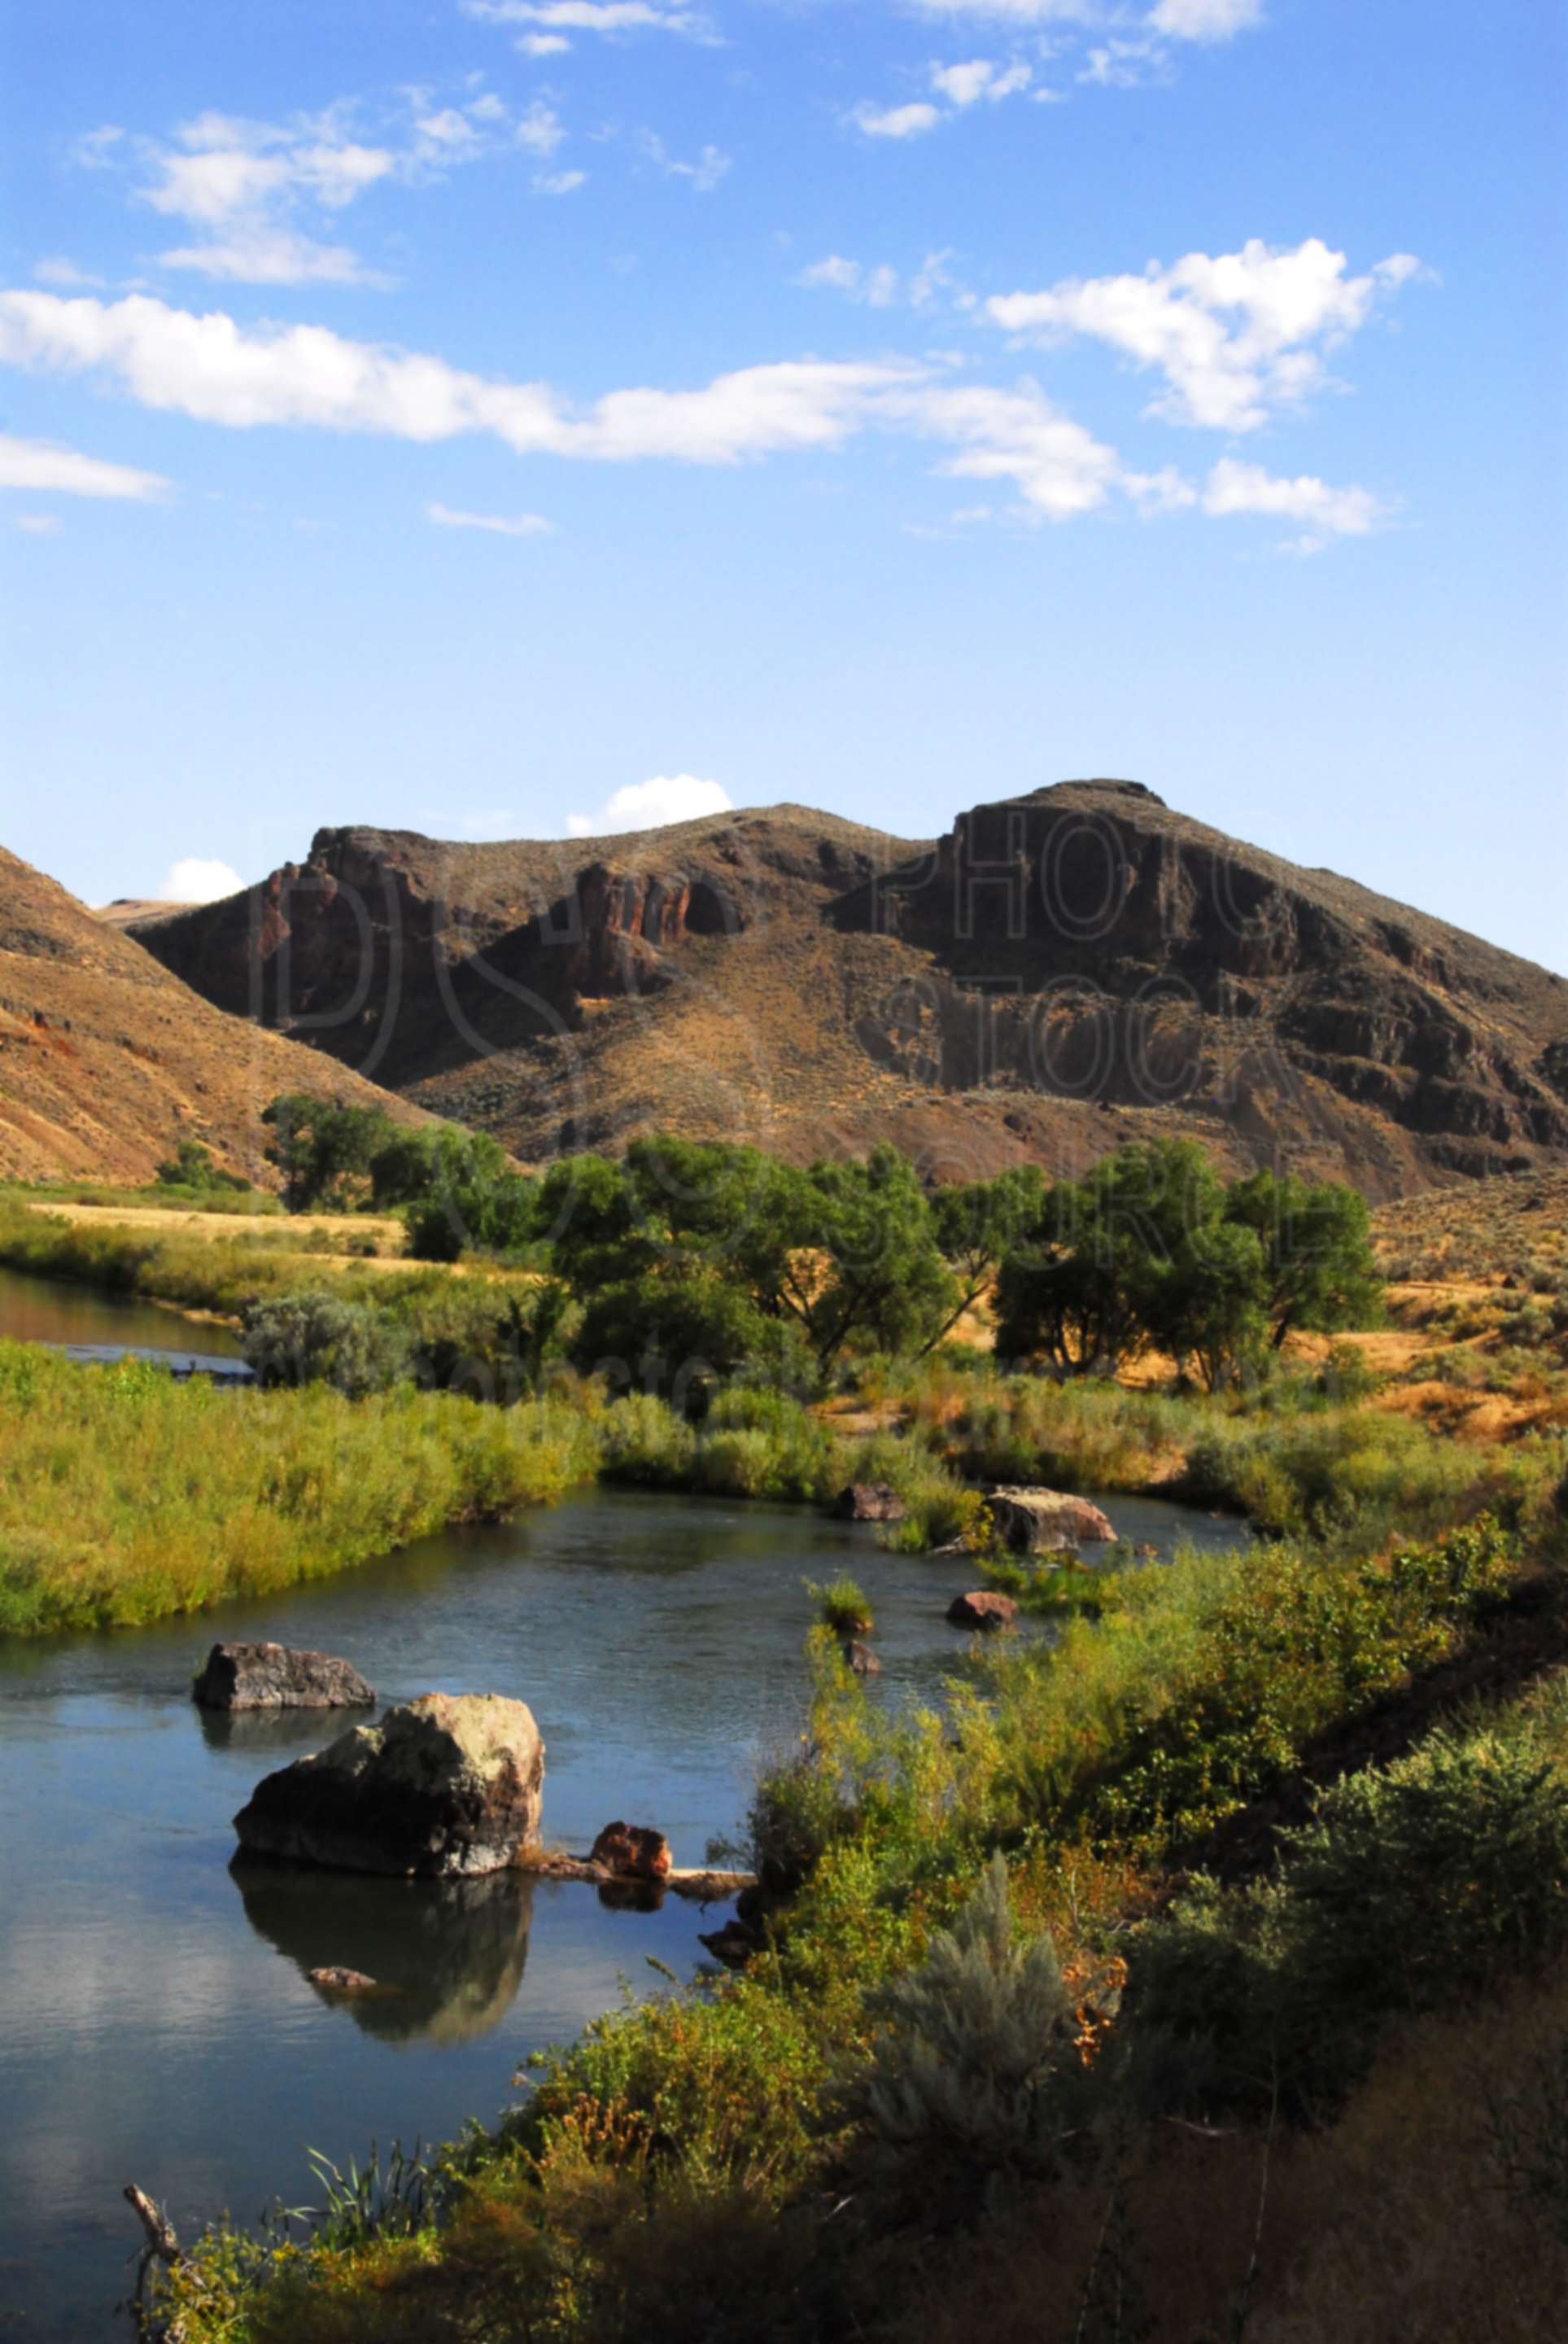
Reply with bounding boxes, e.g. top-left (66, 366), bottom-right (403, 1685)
top-left (133, 782), bottom-right (1568, 1198)
top-left (0, 846), bottom-right (426, 1186)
